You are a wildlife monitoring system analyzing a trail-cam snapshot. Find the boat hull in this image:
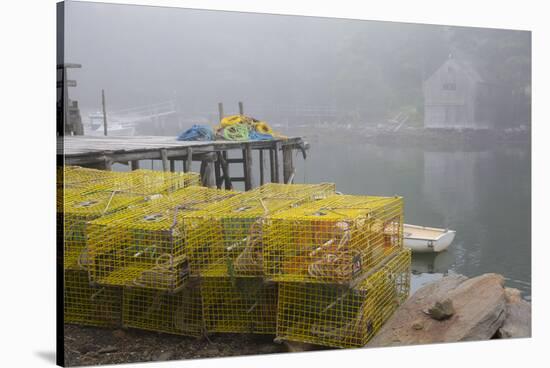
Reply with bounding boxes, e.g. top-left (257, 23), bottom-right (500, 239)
top-left (403, 224), bottom-right (456, 253)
